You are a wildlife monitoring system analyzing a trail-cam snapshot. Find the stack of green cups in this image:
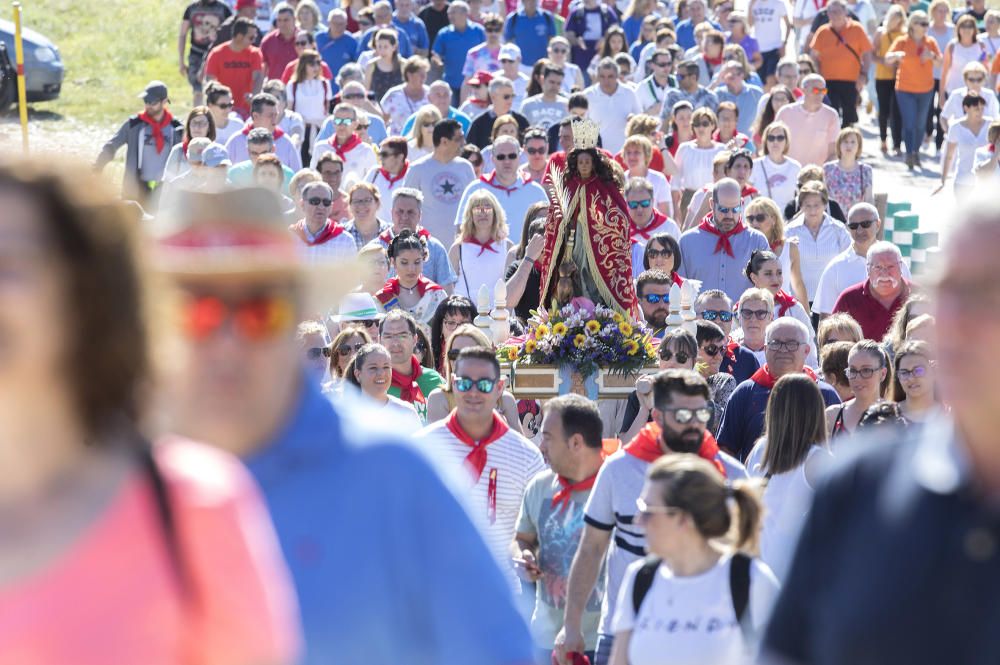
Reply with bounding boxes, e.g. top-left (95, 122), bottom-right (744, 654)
top-left (890, 211), bottom-right (920, 265)
top-left (883, 201), bottom-right (913, 235)
top-left (911, 230), bottom-right (940, 275)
